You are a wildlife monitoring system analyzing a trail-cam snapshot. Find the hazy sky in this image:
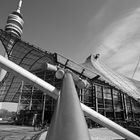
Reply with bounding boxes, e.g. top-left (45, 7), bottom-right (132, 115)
top-left (0, 0), bottom-right (140, 110)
